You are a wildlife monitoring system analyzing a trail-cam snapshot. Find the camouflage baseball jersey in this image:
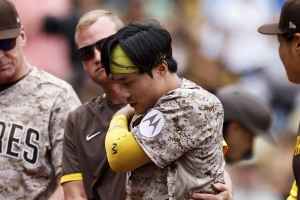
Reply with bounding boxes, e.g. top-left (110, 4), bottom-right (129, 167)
top-left (0, 66), bottom-right (81, 199)
top-left (126, 78), bottom-right (225, 200)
